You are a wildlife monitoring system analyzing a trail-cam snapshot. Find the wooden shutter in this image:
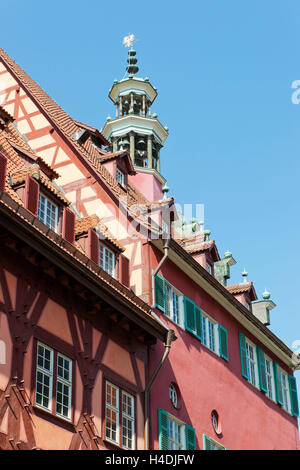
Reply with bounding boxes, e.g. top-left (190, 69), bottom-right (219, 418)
top-left (203, 434), bottom-right (212, 450)
top-left (62, 207), bottom-right (75, 243)
top-left (184, 297), bottom-right (196, 334)
top-left (158, 408), bottom-right (168, 450)
top-left (24, 174), bottom-right (39, 216)
top-left (119, 254), bottom-right (130, 288)
top-left (273, 361), bottom-right (284, 406)
top-left (256, 347), bottom-right (267, 393)
top-left (0, 153), bottom-right (7, 192)
top-left (219, 325), bottom-right (229, 361)
top-left (185, 424), bottom-right (196, 450)
top-left (239, 332), bottom-right (249, 380)
top-left (194, 305), bottom-right (202, 341)
top-left (88, 228), bottom-right (99, 264)
top-left (155, 274), bottom-right (165, 312)
top-left (289, 375), bottom-right (299, 417)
